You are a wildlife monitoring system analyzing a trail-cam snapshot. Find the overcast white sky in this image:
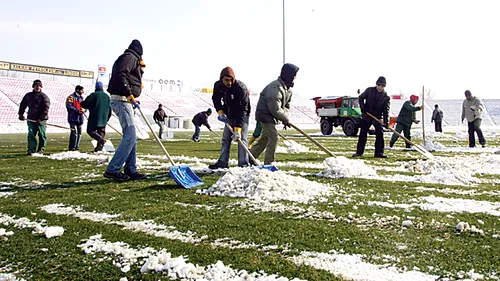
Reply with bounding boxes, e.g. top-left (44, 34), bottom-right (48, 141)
top-left (1, 0), bottom-right (499, 99)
